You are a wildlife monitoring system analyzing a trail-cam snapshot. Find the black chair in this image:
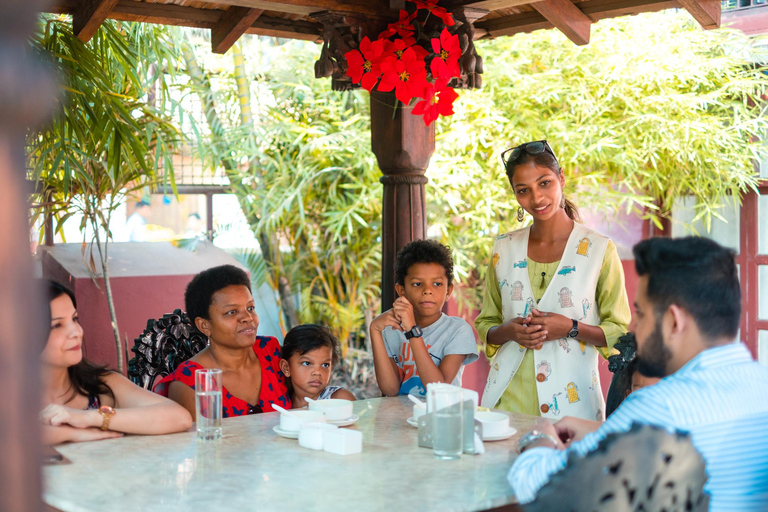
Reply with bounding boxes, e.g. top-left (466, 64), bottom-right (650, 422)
top-left (524, 423), bottom-right (709, 512)
top-left (605, 333), bottom-right (637, 417)
top-left (128, 309), bottom-right (207, 390)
